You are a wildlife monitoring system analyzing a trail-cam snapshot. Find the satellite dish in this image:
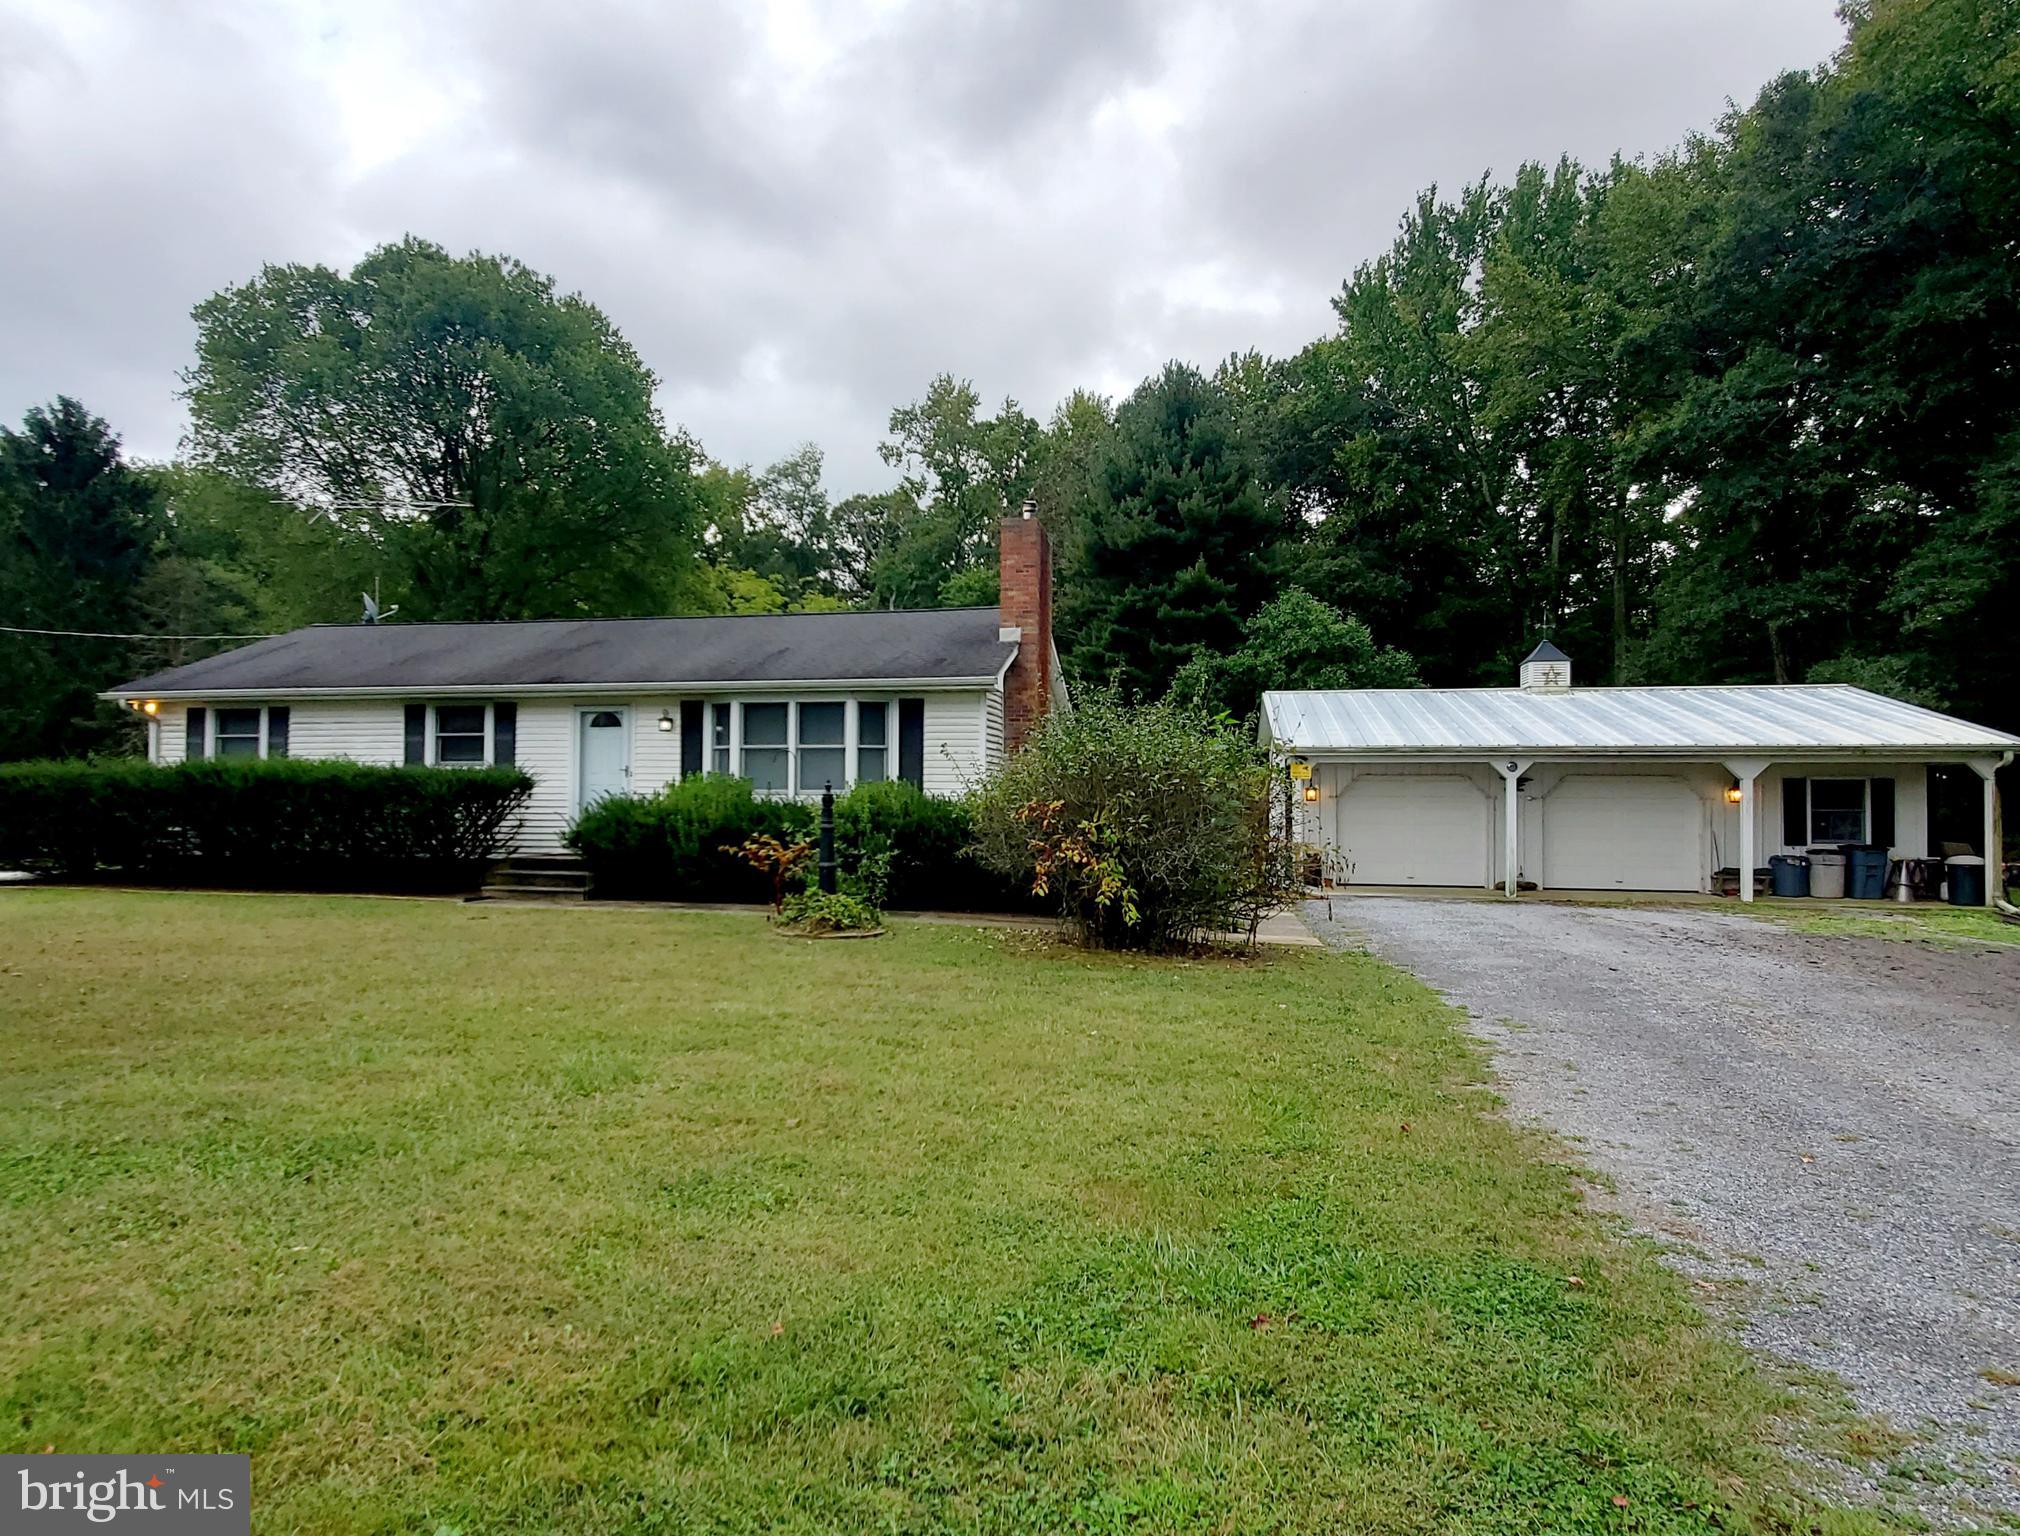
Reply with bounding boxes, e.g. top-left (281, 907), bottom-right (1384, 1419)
top-left (361, 592), bottom-right (401, 625)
